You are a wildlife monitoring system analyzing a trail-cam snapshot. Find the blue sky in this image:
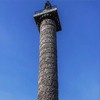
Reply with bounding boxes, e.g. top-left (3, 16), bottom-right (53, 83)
top-left (0, 0), bottom-right (100, 100)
